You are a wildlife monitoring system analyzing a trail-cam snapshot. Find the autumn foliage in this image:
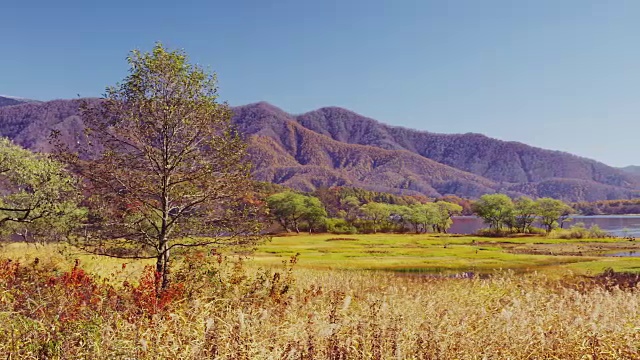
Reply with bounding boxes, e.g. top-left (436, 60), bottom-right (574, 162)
top-left (0, 258), bottom-right (185, 326)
